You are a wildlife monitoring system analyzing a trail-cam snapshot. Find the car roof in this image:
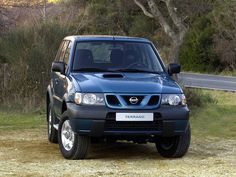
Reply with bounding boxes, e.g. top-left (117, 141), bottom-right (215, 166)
top-left (64, 35), bottom-right (151, 43)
